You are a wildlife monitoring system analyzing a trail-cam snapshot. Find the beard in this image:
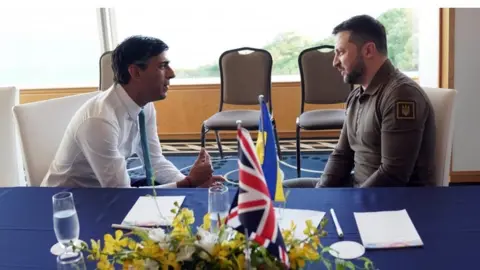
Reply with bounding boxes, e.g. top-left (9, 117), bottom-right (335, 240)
top-left (344, 57), bottom-right (366, 84)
